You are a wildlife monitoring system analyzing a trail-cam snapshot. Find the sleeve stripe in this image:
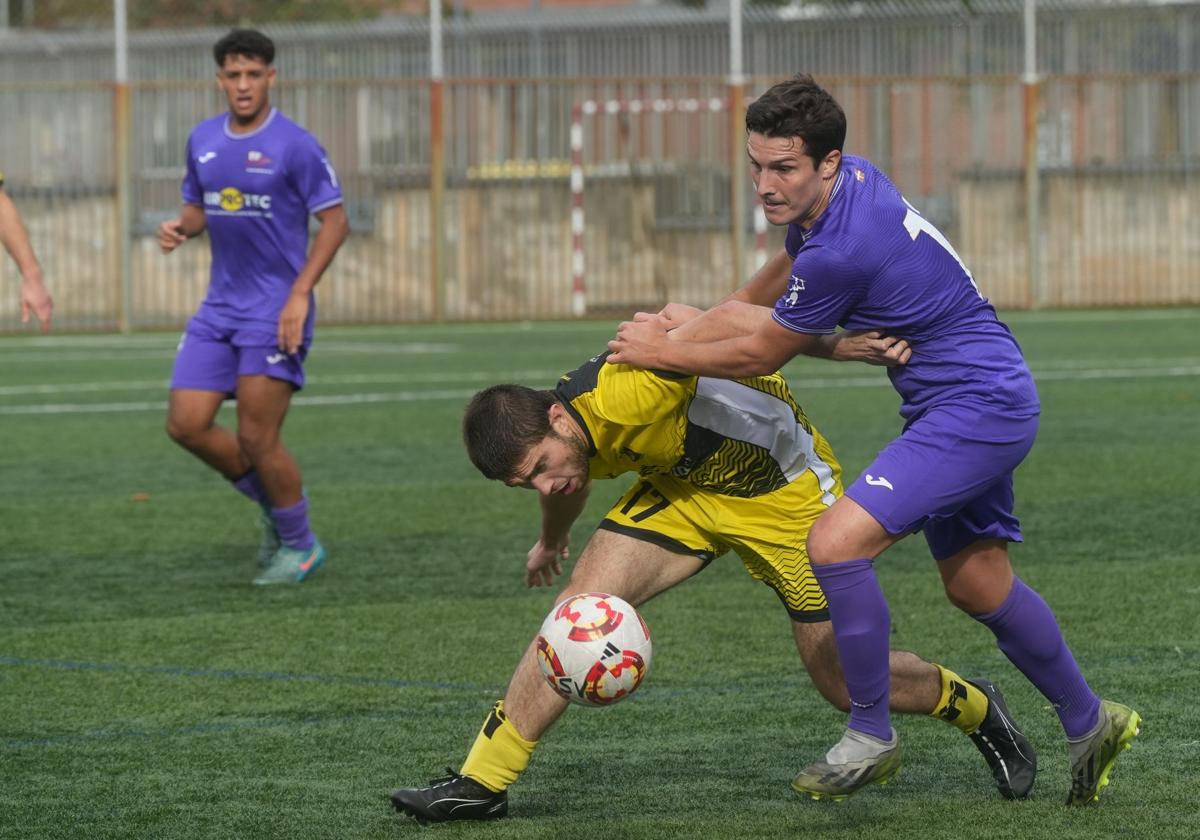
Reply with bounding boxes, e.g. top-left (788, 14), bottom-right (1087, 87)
top-left (771, 311), bottom-right (836, 336)
top-left (309, 197), bottom-right (344, 214)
